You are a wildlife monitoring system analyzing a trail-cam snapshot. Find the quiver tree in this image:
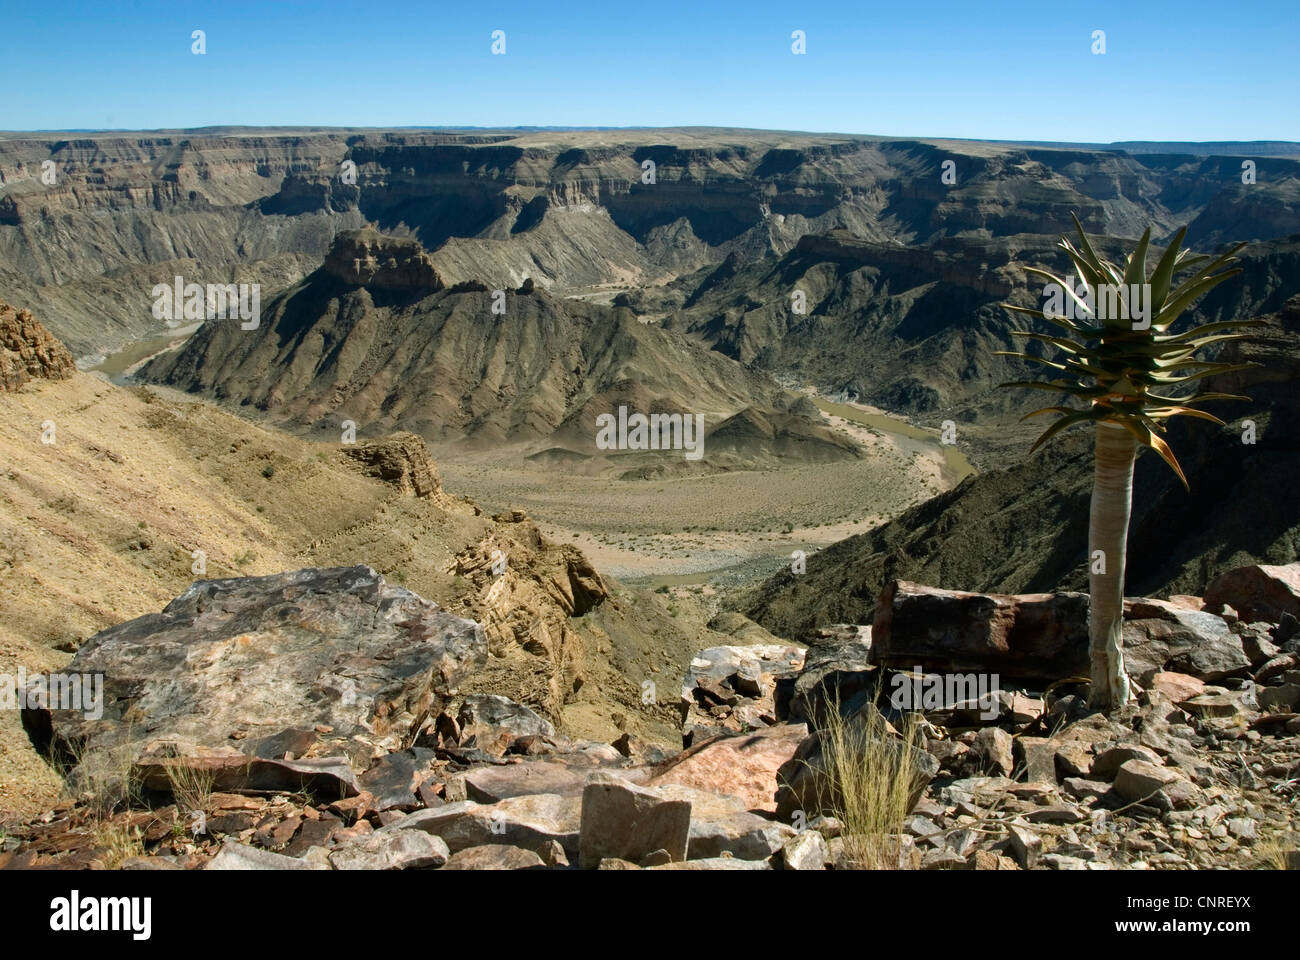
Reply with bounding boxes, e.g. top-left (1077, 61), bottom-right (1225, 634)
top-left (998, 215), bottom-right (1259, 711)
